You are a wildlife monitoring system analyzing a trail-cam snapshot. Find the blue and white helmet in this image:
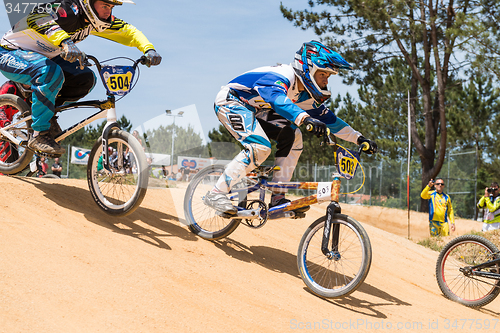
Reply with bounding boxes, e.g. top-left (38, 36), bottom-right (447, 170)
top-left (292, 41), bottom-right (353, 104)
